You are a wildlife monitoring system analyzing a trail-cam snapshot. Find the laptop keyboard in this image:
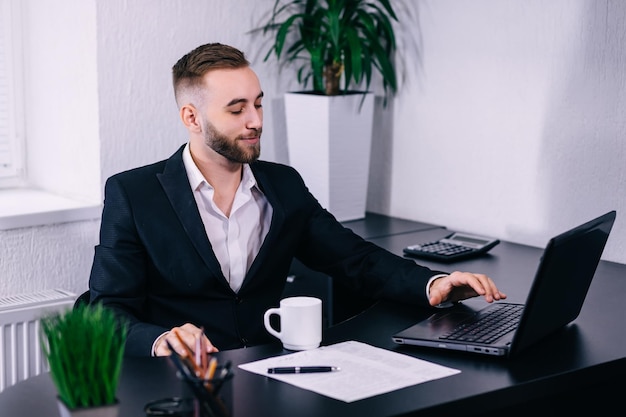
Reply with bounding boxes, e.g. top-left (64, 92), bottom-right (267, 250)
top-left (440, 304), bottom-right (524, 344)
